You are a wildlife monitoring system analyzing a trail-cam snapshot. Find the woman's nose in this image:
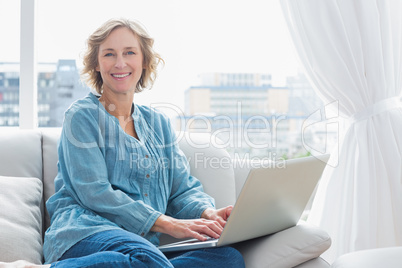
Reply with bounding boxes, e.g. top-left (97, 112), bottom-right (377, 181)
top-left (115, 54), bottom-right (127, 69)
